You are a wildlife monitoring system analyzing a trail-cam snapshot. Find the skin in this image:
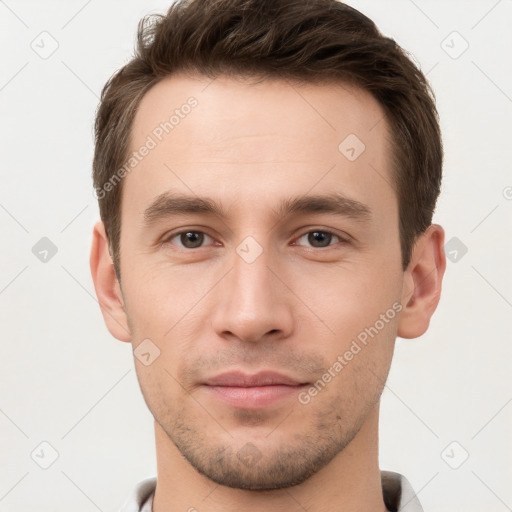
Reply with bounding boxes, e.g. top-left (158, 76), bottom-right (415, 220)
top-left (90, 74), bottom-right (446, 512)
